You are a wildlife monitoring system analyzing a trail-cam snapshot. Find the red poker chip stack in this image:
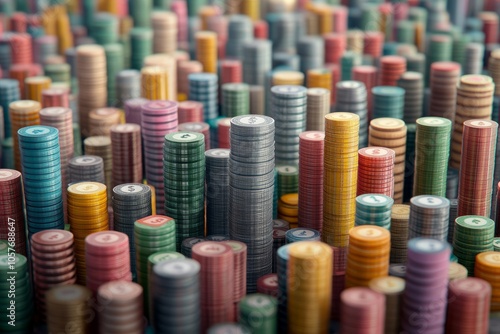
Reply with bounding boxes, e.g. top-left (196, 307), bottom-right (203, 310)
top-left (9, 63), bottom-right (43, 98)
top-left (479, 11), bottom-right (499, 45)
top-left (85, 231), bottom-right (132, 293)
top-left (11, 13), bottom-right (27, 33)
top-left (220, 60), bottom-right (242, 84)
top-left (192, 241), bottom-right (235, 331)
top-left (332, 6), bottom-right (347, 33)
top-left (363, 31), bottom-right (384, 59)
top-left (357, 147), bottom-right (395, 198)
top-left (257, 273), bottom-right (278, 297)
top-left (298, 131), bottom-right (324, 232)
top-left (458, 119), bottom-right (498, 217)
top-left (352, 65), bottom-right (378, 118)
top-left (110, 123), bottom-right (143, 187)
top-left (217, 118), bottom-right (231, 148)
top-left (178, 122), bottom-right (211, 150)
top-left (41, 87), bottom-right (70, 108)
top-left (429, 61), bottom-right (461, 121)
top-left (254, 20), bottom-right (269, 39)
top-left (10, 33), bottom-right (33, 65)
top-left (379, 55), bottom-right (407, 86)
top-left (31, 230), bottom-right (77, 316)
top-left (340, 287), bottom-right (385, 334)
top-left (446, 278), bottom-right (491, 334)
top-left (178, 101), bottom-right (204, 124)
top-left (324, 33), bottom-right (346, 65)
top-left (222, 240), bottom-right (247, 318)
top-left (178, 60), bottom-right (203, 97)
top-left (0, 169), bottom-right (26, 255)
